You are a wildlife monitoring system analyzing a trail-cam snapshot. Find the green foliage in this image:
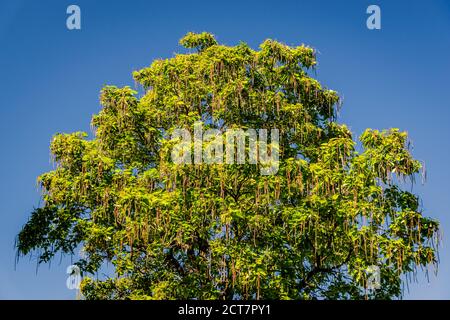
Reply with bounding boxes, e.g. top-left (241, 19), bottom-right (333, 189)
top-left (179, 32), bottom-right (218, 51)
top-left (17, 32), bottom-right (439, 300)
